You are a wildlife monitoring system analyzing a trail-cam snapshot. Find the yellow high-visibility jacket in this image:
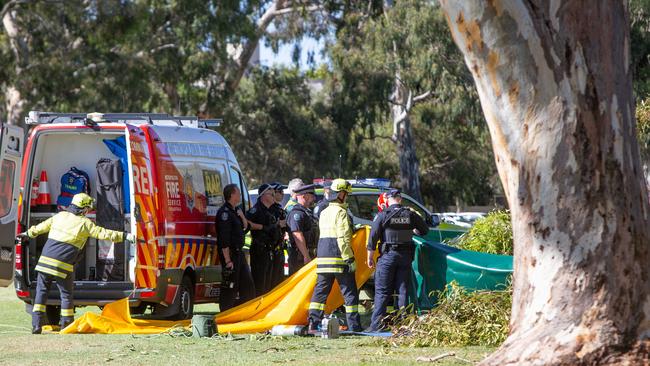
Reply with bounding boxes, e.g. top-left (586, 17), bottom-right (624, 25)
top-left (27, 211), bottom-right (124, 279)
top-left (315, 202), bottom-right (354, 273)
